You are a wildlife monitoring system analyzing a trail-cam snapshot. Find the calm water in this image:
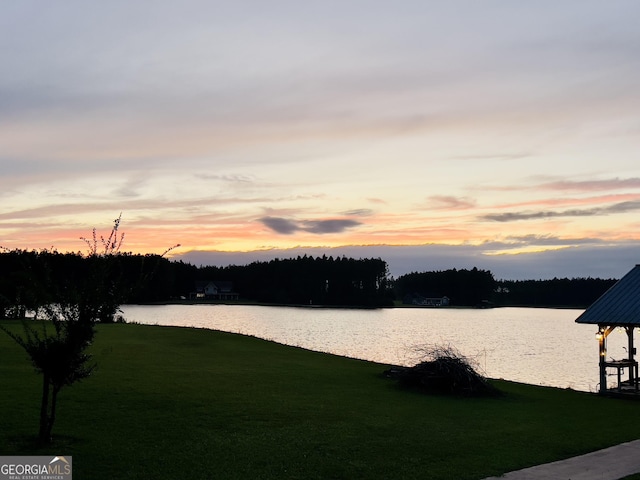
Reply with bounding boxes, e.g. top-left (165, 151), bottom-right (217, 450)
top-left (120, 304), bottom-right (631, 393)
